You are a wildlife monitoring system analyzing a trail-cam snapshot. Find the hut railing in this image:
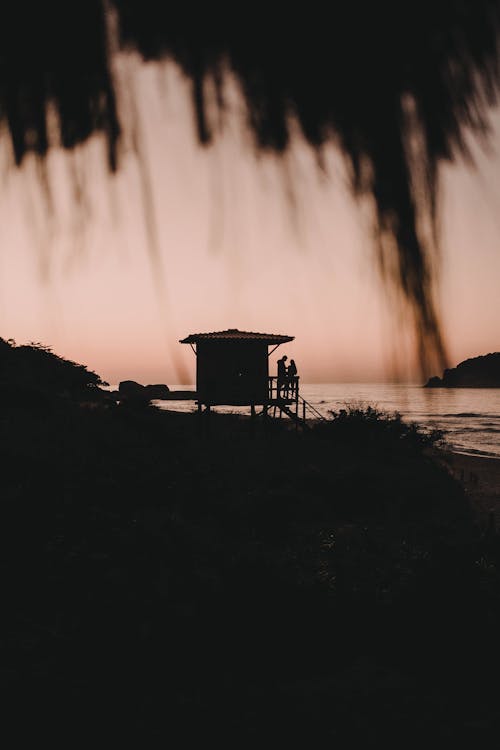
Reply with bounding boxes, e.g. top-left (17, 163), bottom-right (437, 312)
top-left (268, 375), bottom-right (299, 401)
